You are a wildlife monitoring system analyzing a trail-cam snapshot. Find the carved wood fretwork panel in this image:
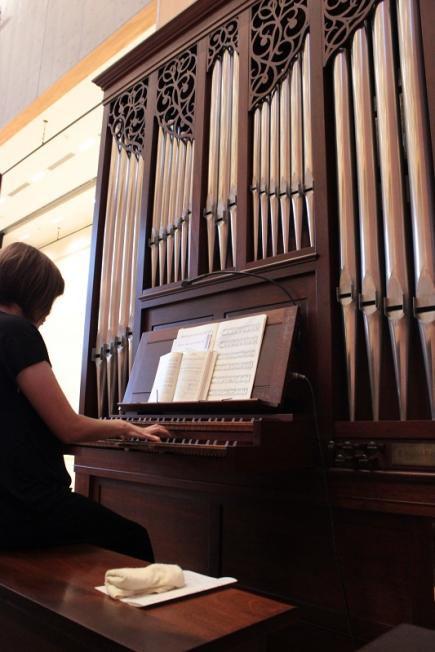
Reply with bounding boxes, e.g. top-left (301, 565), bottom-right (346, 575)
top-left (324, 0), bottom-right (379, 64)
top-left (108, 79), bottom-right (148, 156)
top-left (157, 47), bottom-right (197, 139)
top-left (207, 19), bottom-right (239, 71)
top-left (250, 0), bottom-right (308, 109)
